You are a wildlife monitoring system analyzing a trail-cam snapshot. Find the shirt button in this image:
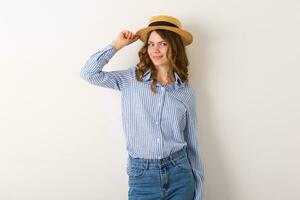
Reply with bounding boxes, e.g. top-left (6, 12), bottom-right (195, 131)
top-left (158, 103), bottom-right (161, 106)
top-left (157, 138), bottom-right (160, 143)
top-left (155, 121), bottom-right (159, 125)
top-left (158, 156), bottom-right (161, 159)
top-left (161, 87), bottom-right (165, 91)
